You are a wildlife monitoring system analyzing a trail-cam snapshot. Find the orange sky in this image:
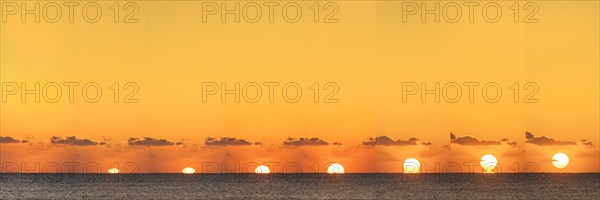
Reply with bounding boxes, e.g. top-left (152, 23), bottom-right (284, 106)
top-left (1, 1), bottom-right (598, 173)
